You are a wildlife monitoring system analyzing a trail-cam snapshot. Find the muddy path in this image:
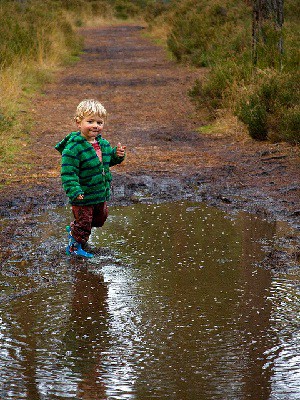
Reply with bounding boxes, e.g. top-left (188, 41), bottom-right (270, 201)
top-left (0, 25), bottom-right (299, 270)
